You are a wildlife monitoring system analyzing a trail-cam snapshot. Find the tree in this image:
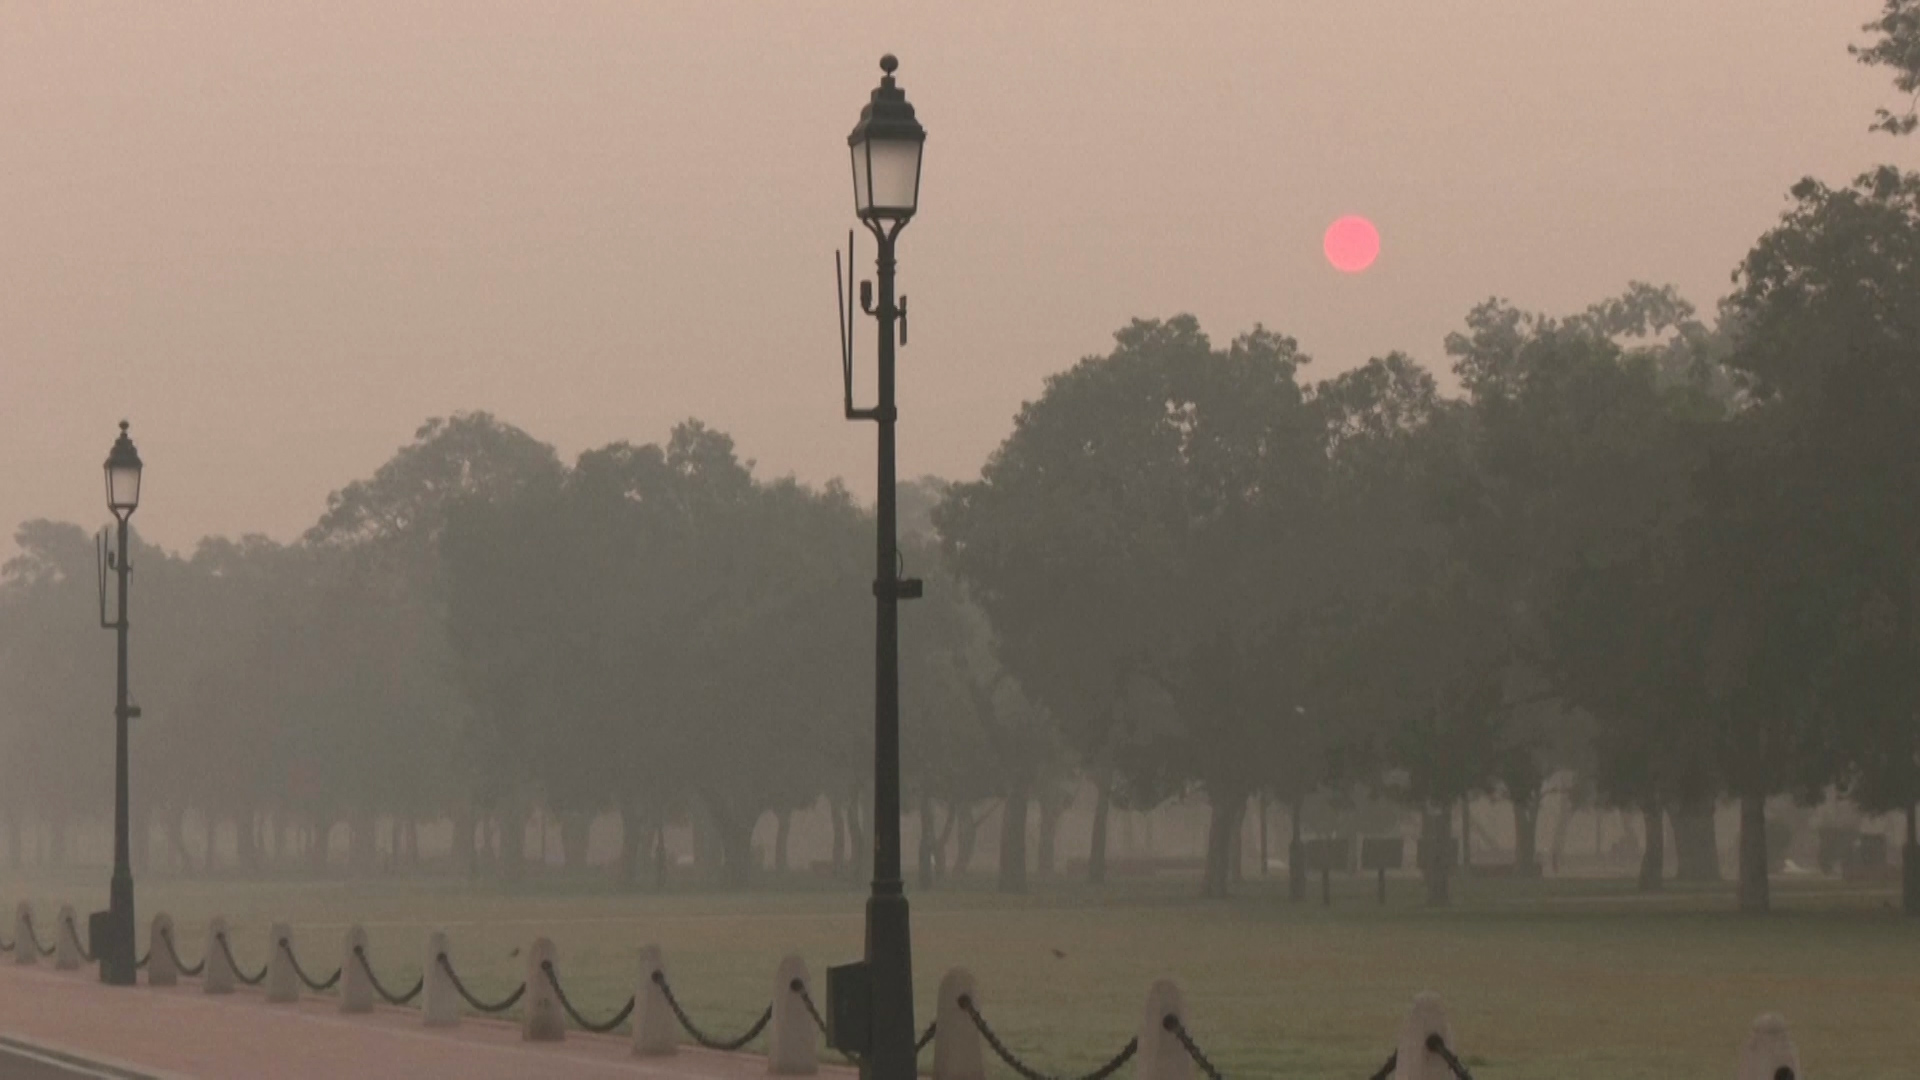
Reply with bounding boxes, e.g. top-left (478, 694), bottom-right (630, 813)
top-left (1855, 1), bottom-right (1920, 134)
top-left (1726, 167), bottom-right (1920, 913)
top-left (941, 316), bottom-right (1327, 897)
